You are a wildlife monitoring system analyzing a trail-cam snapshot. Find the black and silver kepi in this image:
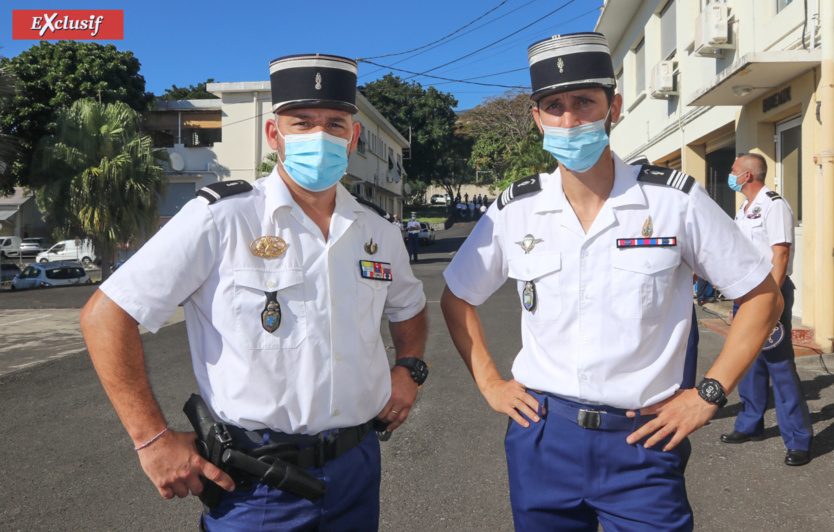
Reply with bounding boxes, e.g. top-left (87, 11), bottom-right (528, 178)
top-left (527, 32), bottom-right (616, 102)
top-left (269, 53), bottom-right (358, 114)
